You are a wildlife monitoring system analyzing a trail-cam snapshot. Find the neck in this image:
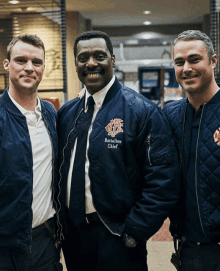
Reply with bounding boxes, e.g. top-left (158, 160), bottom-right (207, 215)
top-left (187, 82), bottom-right (219, 112)
top-left (8, 86), bottom-right (38, 111)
